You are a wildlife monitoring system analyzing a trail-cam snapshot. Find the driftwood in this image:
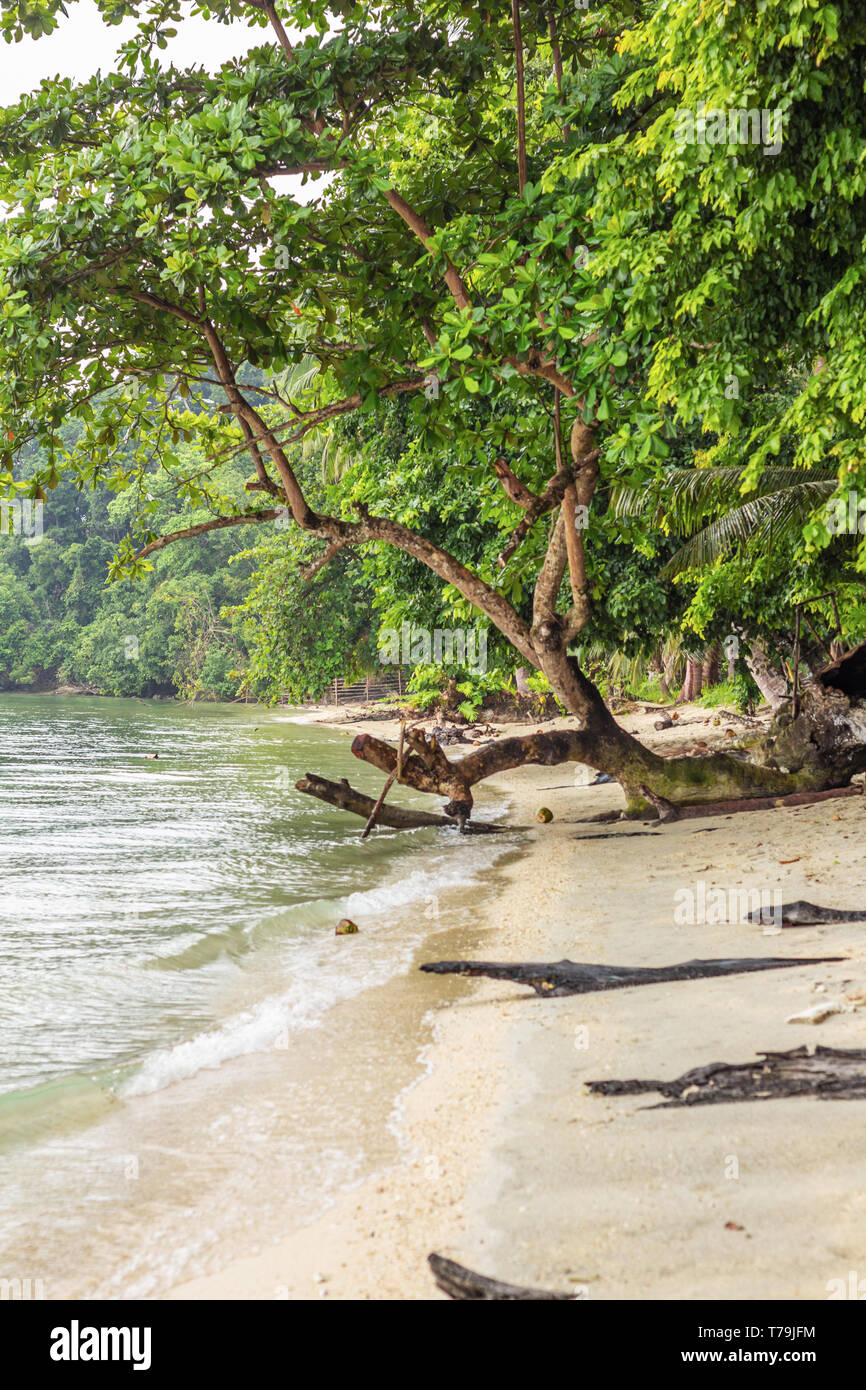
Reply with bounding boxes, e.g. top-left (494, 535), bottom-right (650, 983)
top-left (419, 955), bottom-right (841, 997)
top-left (360, 721), bottom-right (405, 839)
top-left (587, 1045), bottom-right (866, 1107)
top-left (747, 899), bottom-right (866, 927)
top-left (295, 774), bottom-right (503, 833)
top-left (572, 830), bottom-right (662, 840)
top-left (360, 768), bottom-right (397, 839)
top-left (428, 1253), bottom-right (579, 1301)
